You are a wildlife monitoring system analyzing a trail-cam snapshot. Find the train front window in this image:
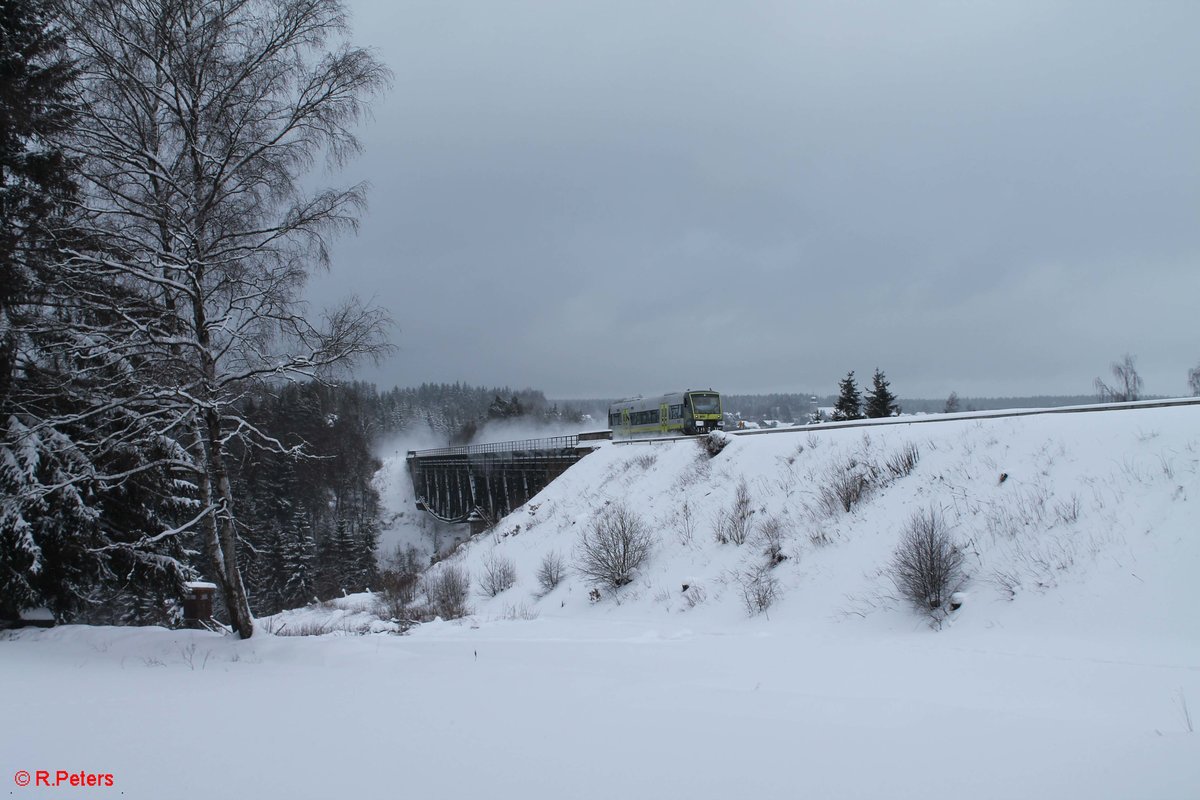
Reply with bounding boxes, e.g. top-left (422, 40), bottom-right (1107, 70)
top-left (689, 394), bottom-right (720, 414)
